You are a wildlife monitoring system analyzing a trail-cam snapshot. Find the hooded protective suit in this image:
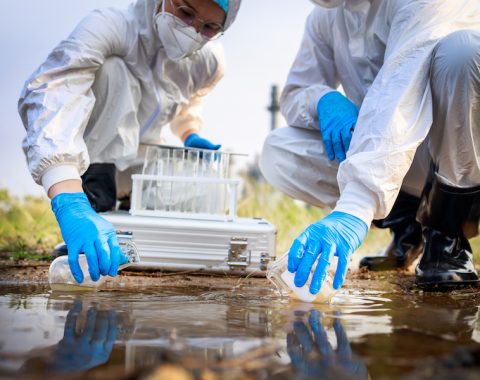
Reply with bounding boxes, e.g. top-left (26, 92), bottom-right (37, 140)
top-left (261, 0), bottom-right (480, 227)
top-left (18, 0), bottom-right (241, 192)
